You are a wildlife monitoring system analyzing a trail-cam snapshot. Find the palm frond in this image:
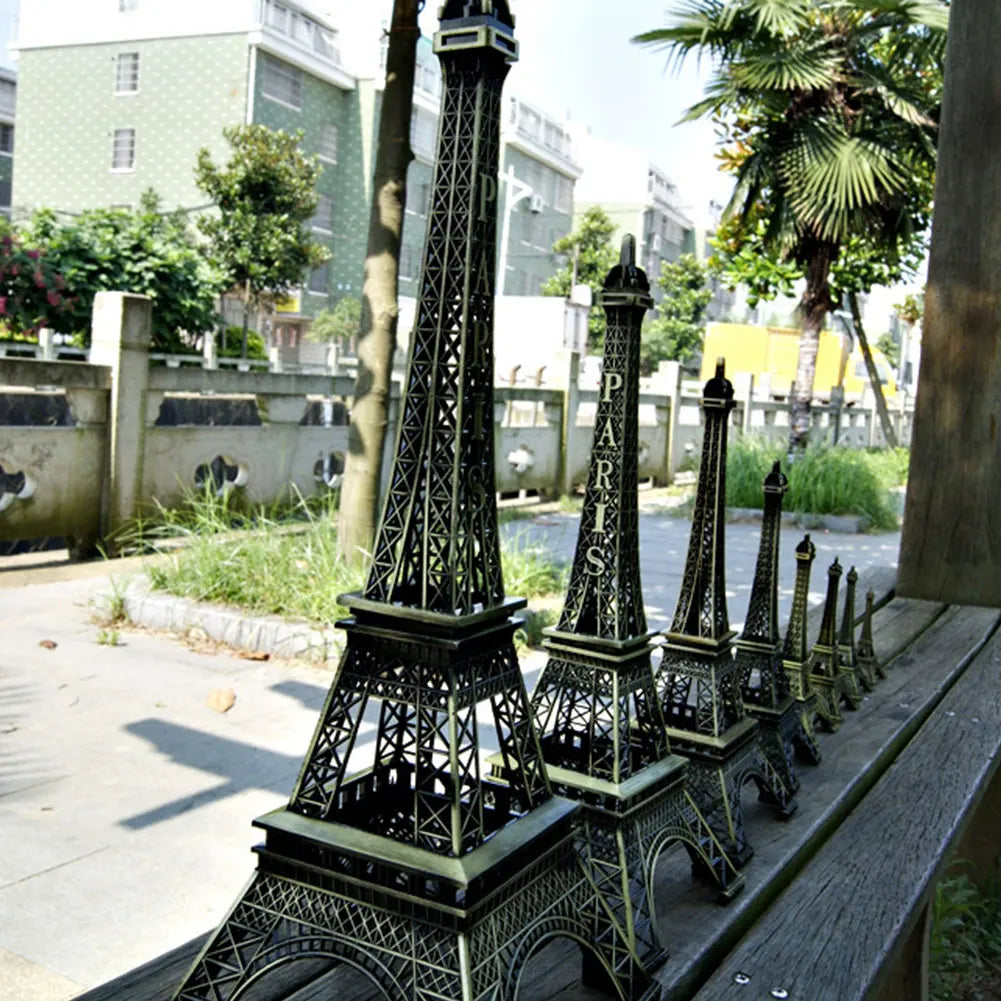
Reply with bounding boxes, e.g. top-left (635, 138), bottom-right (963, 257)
top-left (720, 0), bottom-right (813, 36)
top-left (731, 42), bottom-right (839, 90)
top-left (780, 124), bottom-right (908, 240)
